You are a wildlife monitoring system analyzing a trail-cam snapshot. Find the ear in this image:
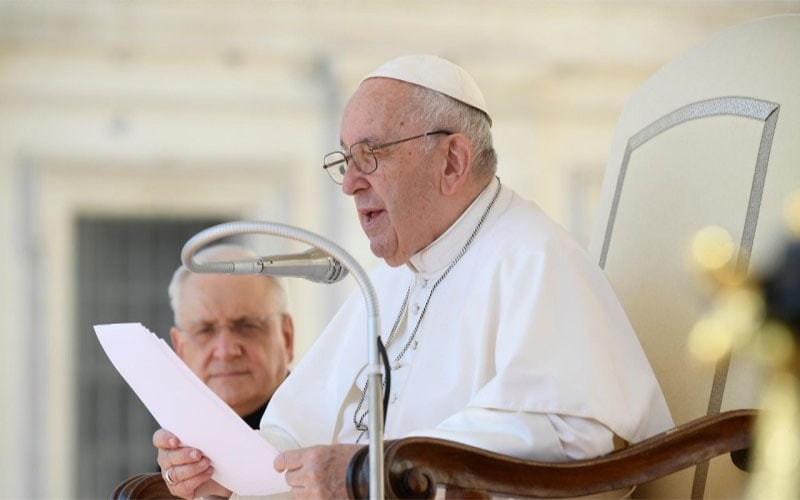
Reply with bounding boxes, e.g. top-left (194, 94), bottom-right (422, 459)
top-left (281, 314), bottom-right (296, 364)
top-left (440, 133), bottom-right (472, 196)
top-left (170, 326), bottom-right (184, 357)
